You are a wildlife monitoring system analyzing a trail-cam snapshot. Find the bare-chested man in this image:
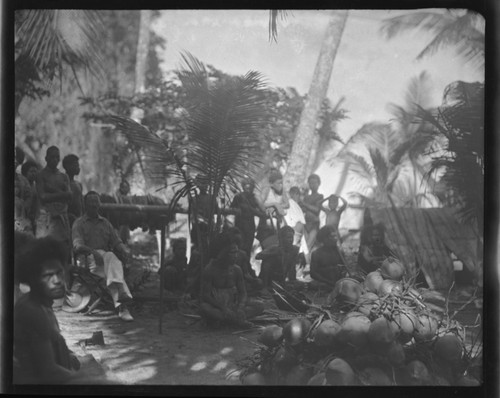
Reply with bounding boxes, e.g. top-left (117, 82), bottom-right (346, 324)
top-left (321, 194), bottom-right (347, 239)
top-left (36, 146), bottom-right (72, 262)
top-left (310, 226), bottom-right (345, 287)
top-left (199, 238), bottom-right (264, 328)
top-left (62, 154), bottom-right (84, 227)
